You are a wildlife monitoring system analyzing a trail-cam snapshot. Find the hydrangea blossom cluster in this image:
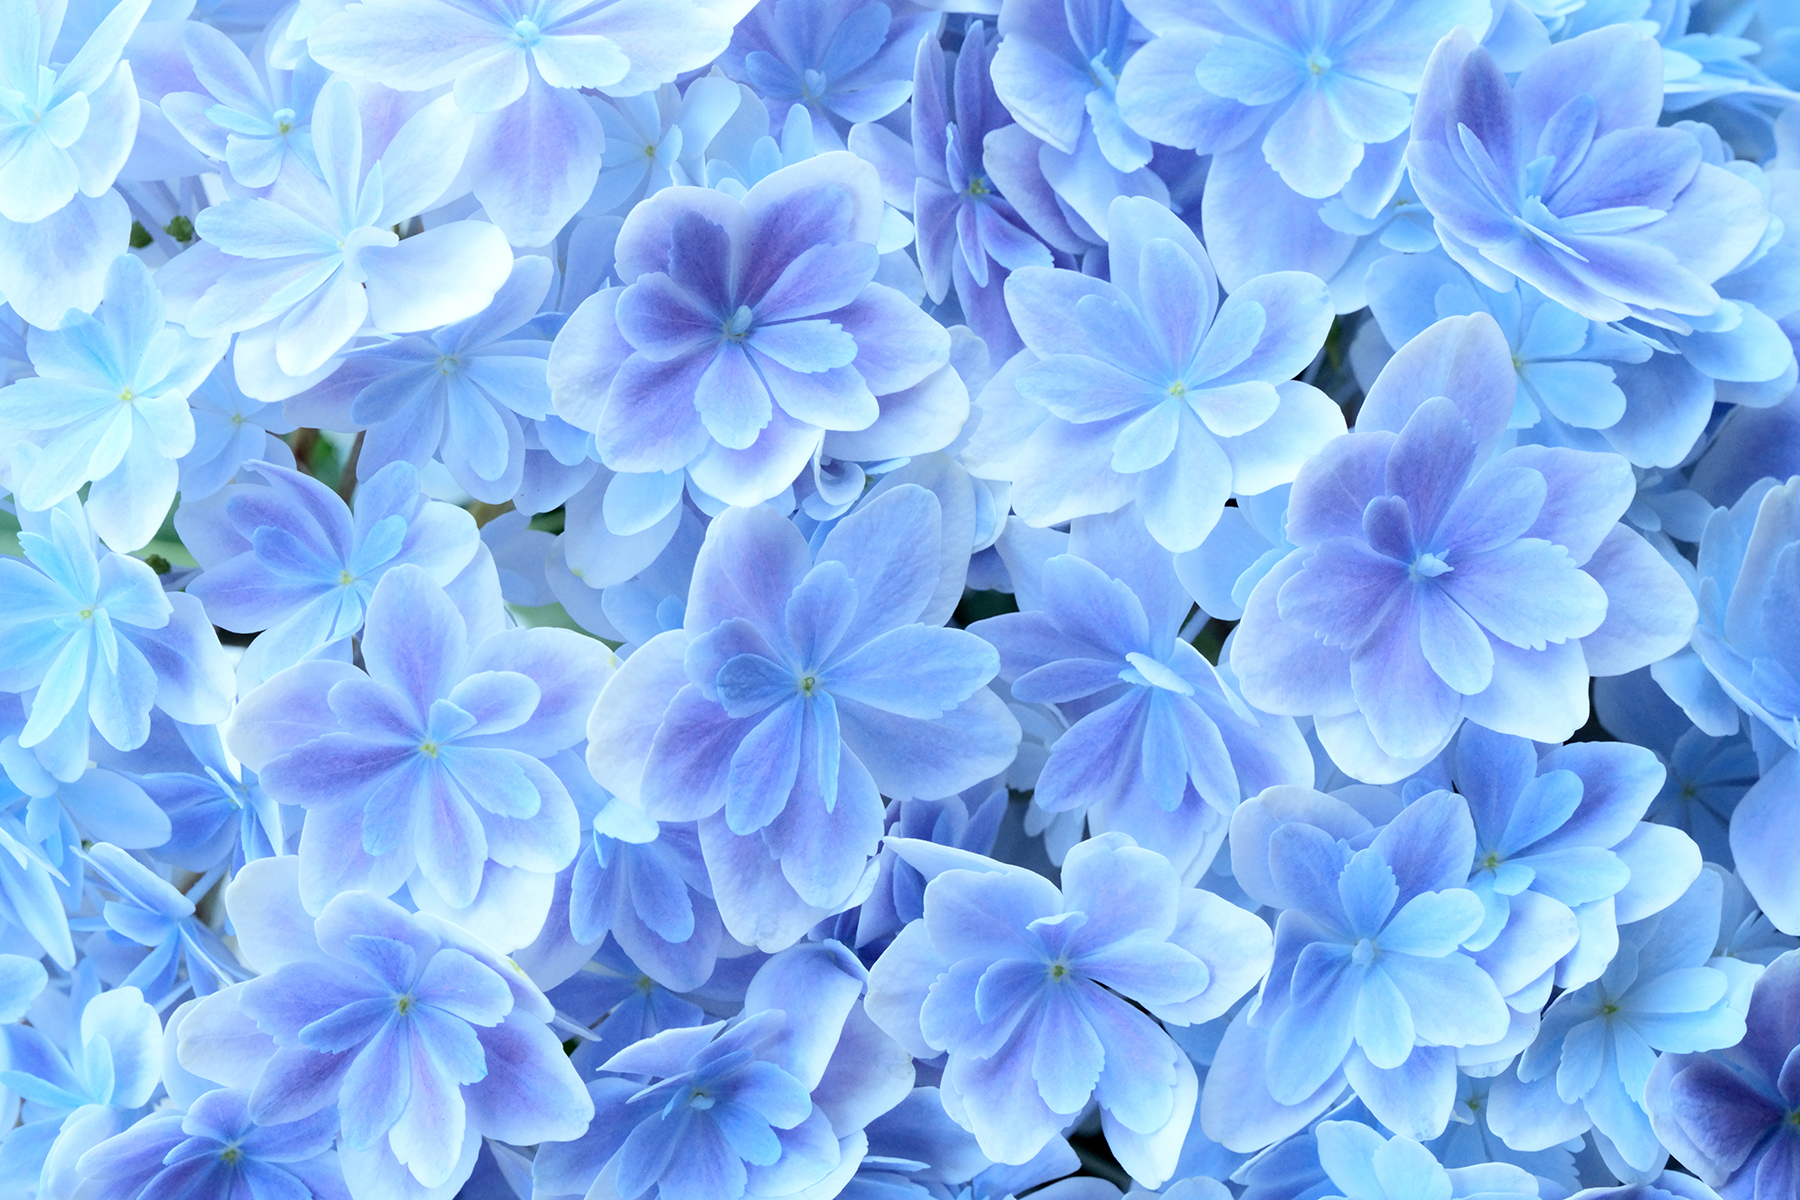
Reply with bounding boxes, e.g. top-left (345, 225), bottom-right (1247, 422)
top-left (7, 2), bottom-right (1800, 1200)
